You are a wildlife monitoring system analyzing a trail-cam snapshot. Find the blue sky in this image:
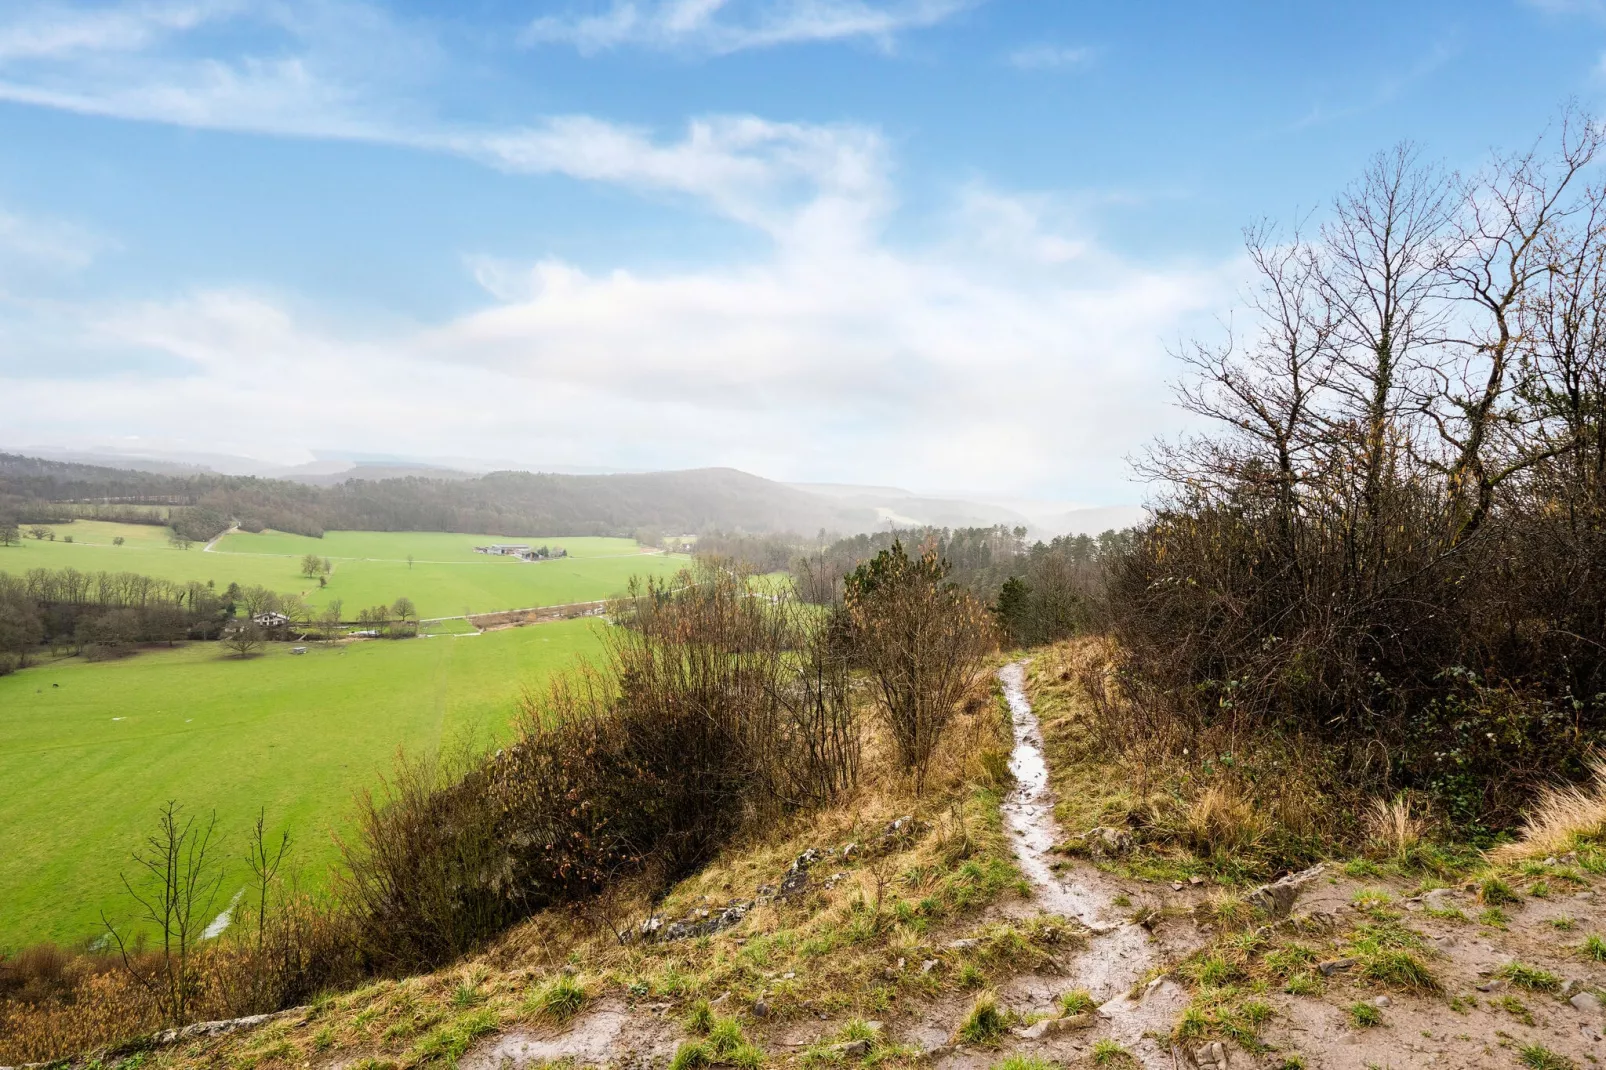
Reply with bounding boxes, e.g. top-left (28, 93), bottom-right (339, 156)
top-left (1, 0), bottom-right (1604, 504)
